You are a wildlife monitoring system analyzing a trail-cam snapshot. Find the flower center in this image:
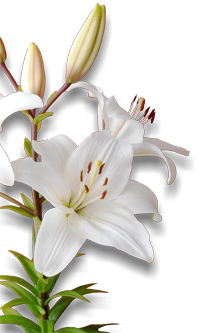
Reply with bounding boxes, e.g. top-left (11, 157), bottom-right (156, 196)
top-left (69, 159), bottom-right (108, 212)
top-left (112, 96), bottom-right (156, 138)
